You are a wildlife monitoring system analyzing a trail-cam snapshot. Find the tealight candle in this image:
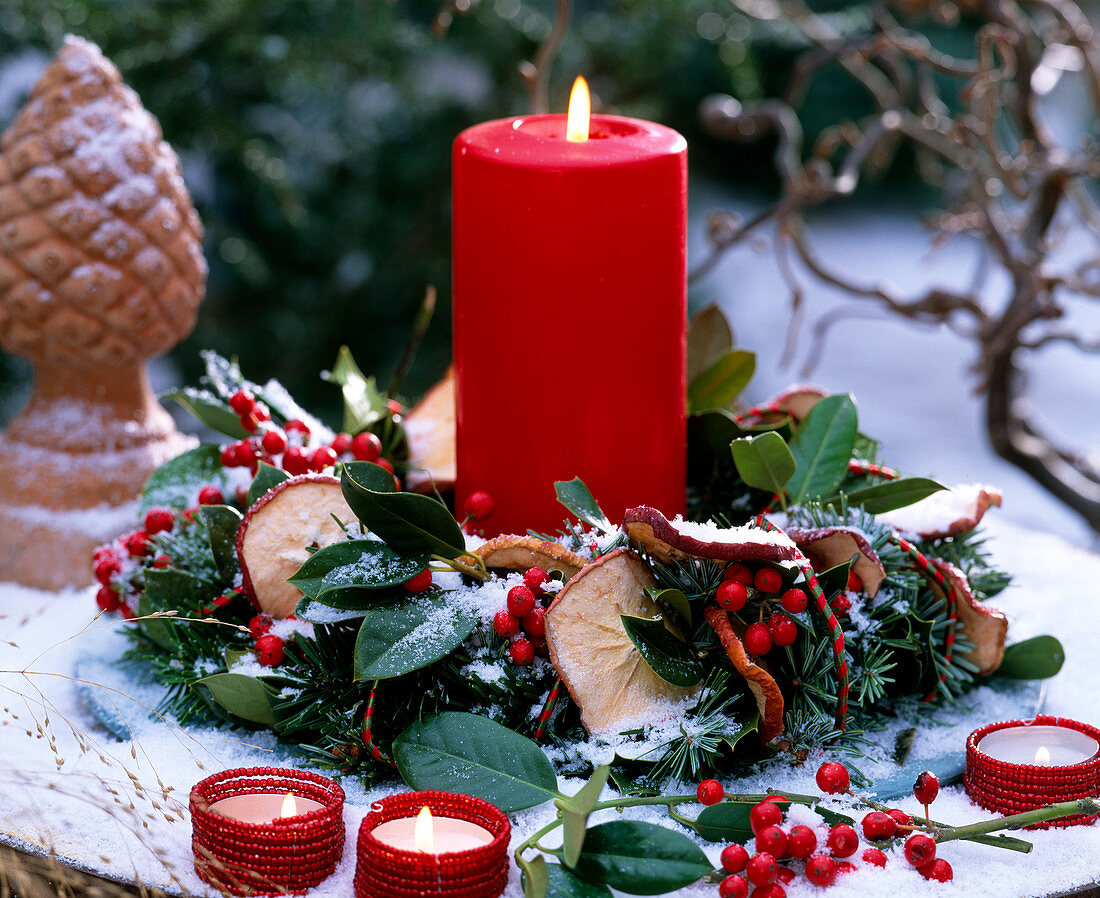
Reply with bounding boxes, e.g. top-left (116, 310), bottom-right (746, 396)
top-left (370, 806), bottom-right (495, 853)
top-left (208, 791), bottom-right (327, 824)
top-left (976, 725), bottom-right (1099, 766)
